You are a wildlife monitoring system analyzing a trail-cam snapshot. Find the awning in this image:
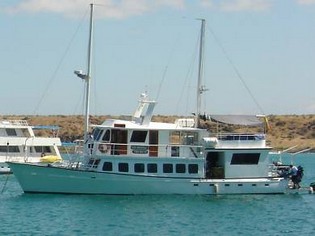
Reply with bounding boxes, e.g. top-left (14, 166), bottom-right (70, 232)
top-left (32, 125), bottom-right (60, 130)
top-left (209, 115), bottom-right (263, 126)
